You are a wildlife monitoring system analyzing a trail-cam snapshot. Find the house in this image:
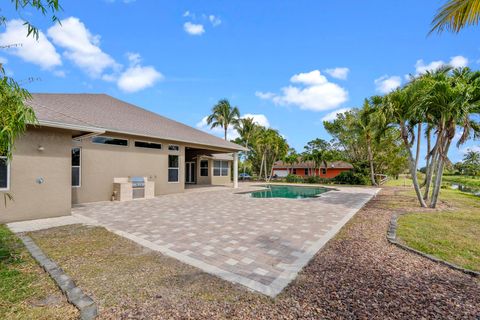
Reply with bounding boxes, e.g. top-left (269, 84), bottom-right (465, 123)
top-left (0, 94), bottom-right (246, 223)
top-left (272, 160), bottom-right (353, 179)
